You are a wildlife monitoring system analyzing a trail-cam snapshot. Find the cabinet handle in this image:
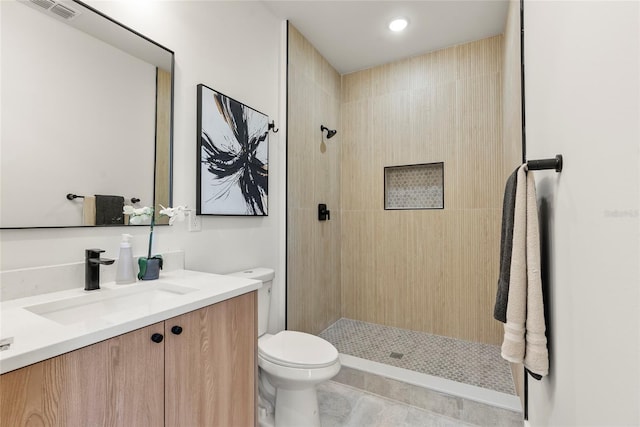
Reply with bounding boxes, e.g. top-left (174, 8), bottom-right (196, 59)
top-left (151, 333), bottom-right (164, 343)
top-left (171, 326), bottom-right (183, 335)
